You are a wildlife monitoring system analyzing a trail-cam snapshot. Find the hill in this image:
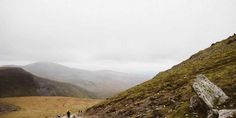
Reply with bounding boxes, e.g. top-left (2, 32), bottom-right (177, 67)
top-left (23, 62), bottom-right (148, 98)
top-left (85, 34), bottom-right (236, 117)
top-left (0, 67), bottom-right (95, 98)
